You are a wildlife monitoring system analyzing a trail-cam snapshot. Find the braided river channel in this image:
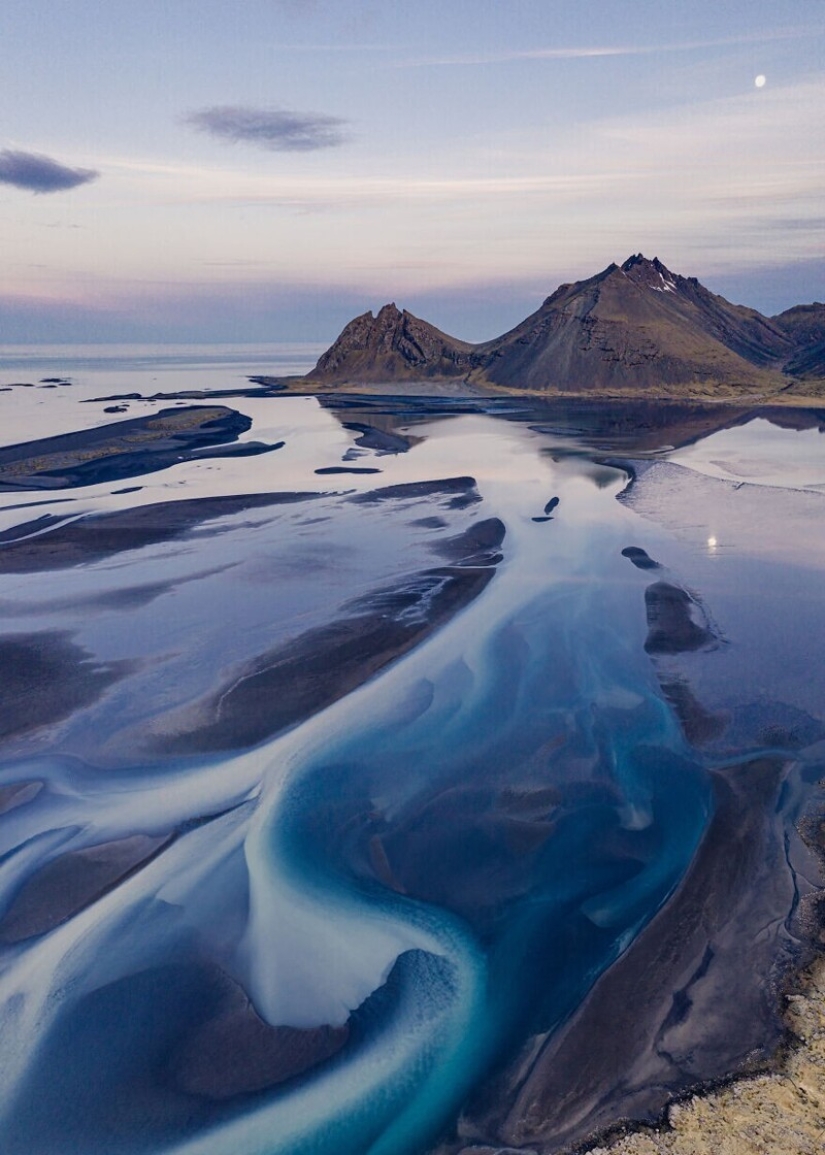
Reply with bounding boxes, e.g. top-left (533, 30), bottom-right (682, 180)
top-left (0, 351), bottom-right (823, 1155)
